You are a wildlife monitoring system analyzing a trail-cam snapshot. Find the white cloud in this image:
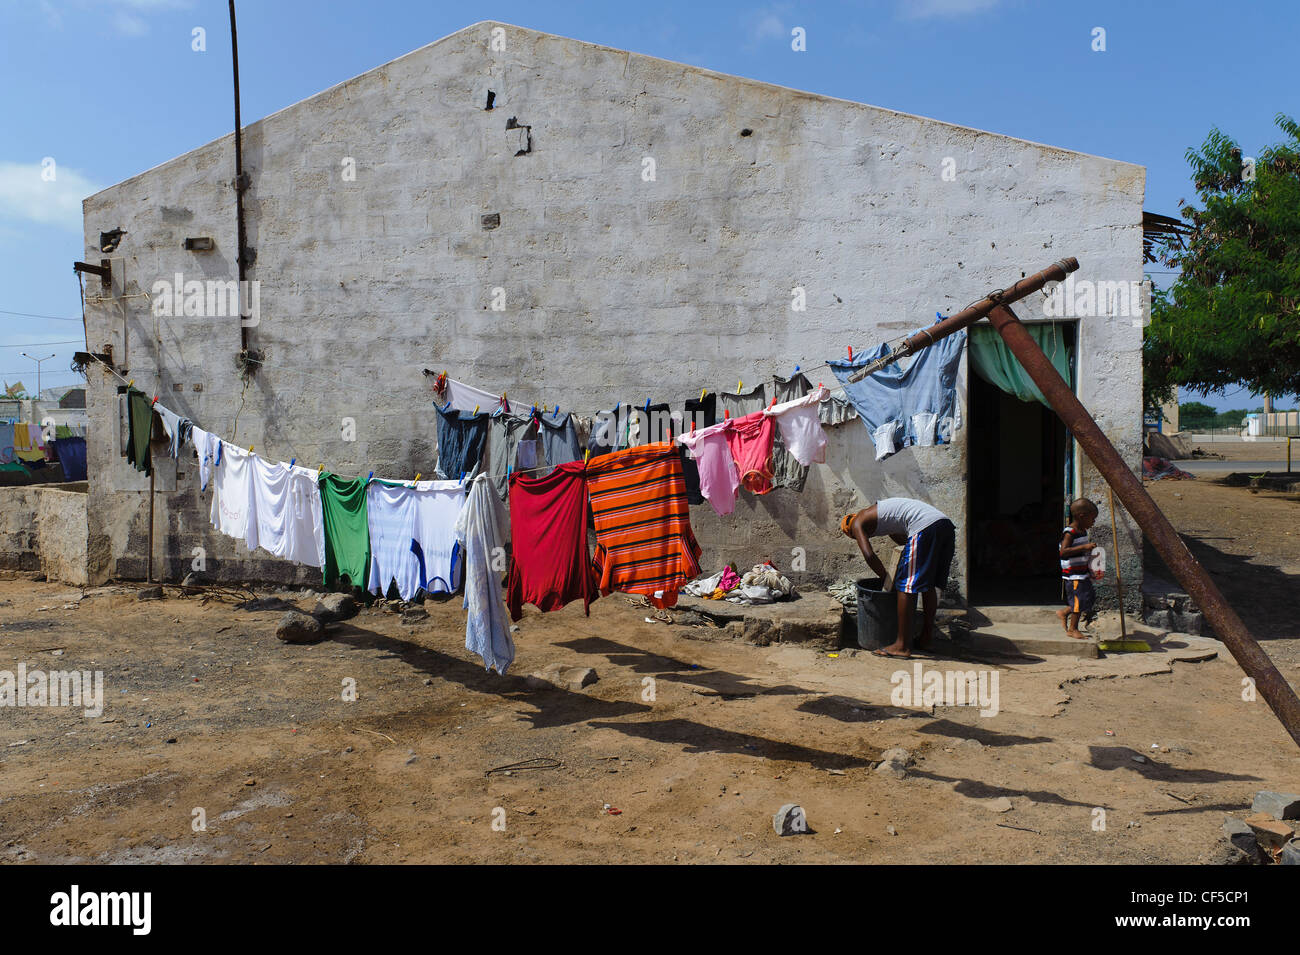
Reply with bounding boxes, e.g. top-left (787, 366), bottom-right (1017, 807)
top-left (40, 0), bottom-right (194, 36)
top-left (900, 0), bottom-right (1002, 19)
top-left (744, 4), bottom-right (793, 48)
top-left (0, 161), bottom-right (101, 233)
